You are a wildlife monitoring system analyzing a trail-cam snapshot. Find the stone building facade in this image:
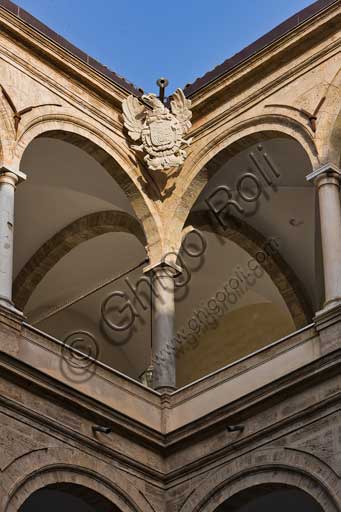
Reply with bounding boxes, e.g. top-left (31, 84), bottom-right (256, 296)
top-left (0, 0), bottom-right (341, 510)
